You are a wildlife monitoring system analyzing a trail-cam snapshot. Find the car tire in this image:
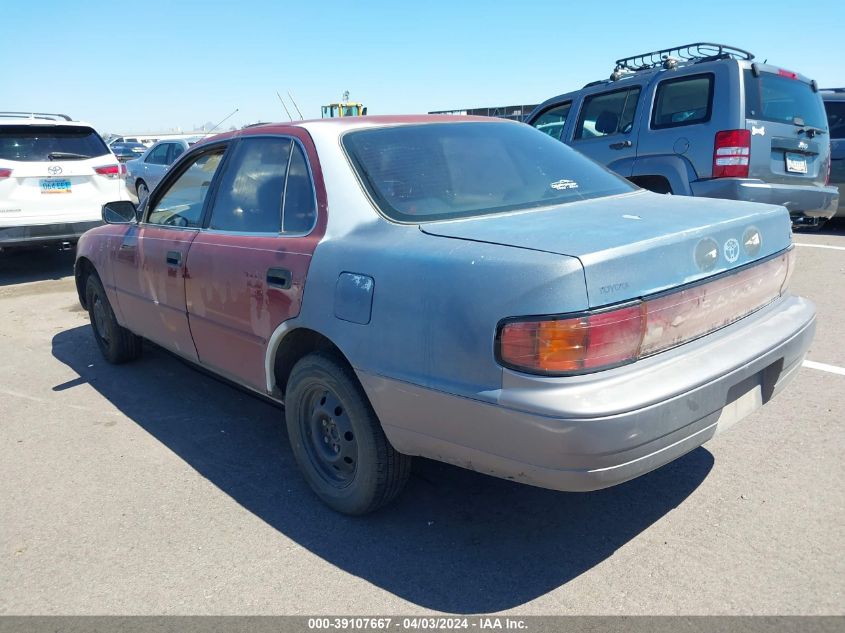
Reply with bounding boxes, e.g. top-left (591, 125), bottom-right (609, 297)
top-left (285, 352), bottom-right (411, 515)
top-left (136, 180), bottom-right (149, 203)
top-left (85, 274), bottom-right (142, 364)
